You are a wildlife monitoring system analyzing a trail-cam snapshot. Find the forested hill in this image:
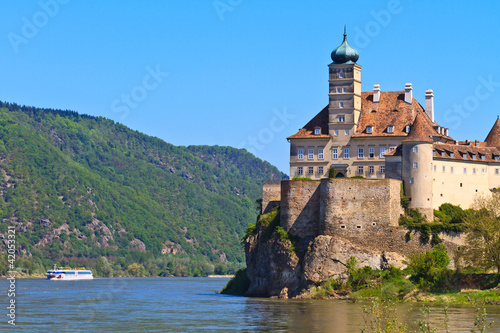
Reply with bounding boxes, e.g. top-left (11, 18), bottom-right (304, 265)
top-left (0, 101), bottom-right (285, 276)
